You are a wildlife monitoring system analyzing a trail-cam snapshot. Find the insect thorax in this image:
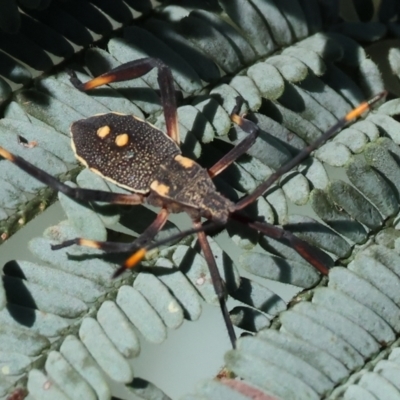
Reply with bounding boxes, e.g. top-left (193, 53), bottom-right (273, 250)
top-left (148, 155), bottom-right (234, 224)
